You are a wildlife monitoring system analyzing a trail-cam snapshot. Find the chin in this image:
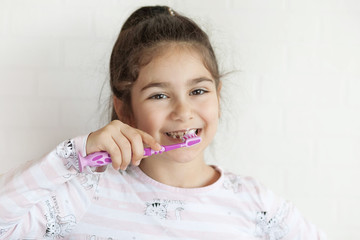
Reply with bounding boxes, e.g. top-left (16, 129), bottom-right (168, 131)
top-left (161, 148), bottom-right (204, 164)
